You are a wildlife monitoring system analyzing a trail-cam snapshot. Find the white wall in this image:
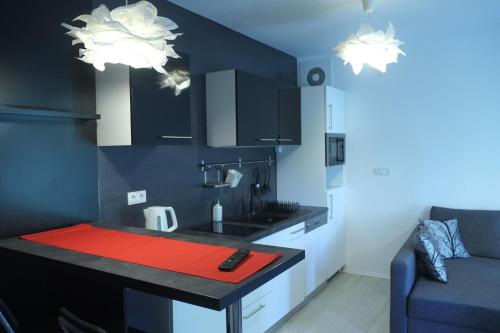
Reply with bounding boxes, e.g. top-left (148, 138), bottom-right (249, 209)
top-left (334, 29), bottom-right (500, 278)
